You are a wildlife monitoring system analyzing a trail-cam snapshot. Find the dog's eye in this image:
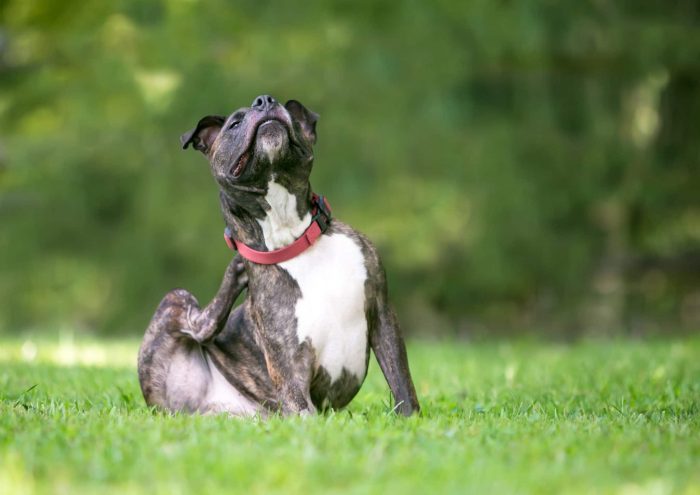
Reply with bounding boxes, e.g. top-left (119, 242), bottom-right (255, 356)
top-left (228, 120), bottom-right (241, 130)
